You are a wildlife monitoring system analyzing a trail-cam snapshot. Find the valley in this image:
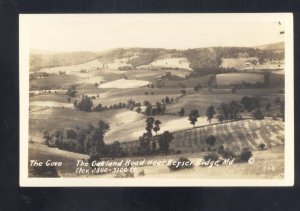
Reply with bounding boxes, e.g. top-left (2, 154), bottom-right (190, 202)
top-left (28, 42), bottom-right (286, 179)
